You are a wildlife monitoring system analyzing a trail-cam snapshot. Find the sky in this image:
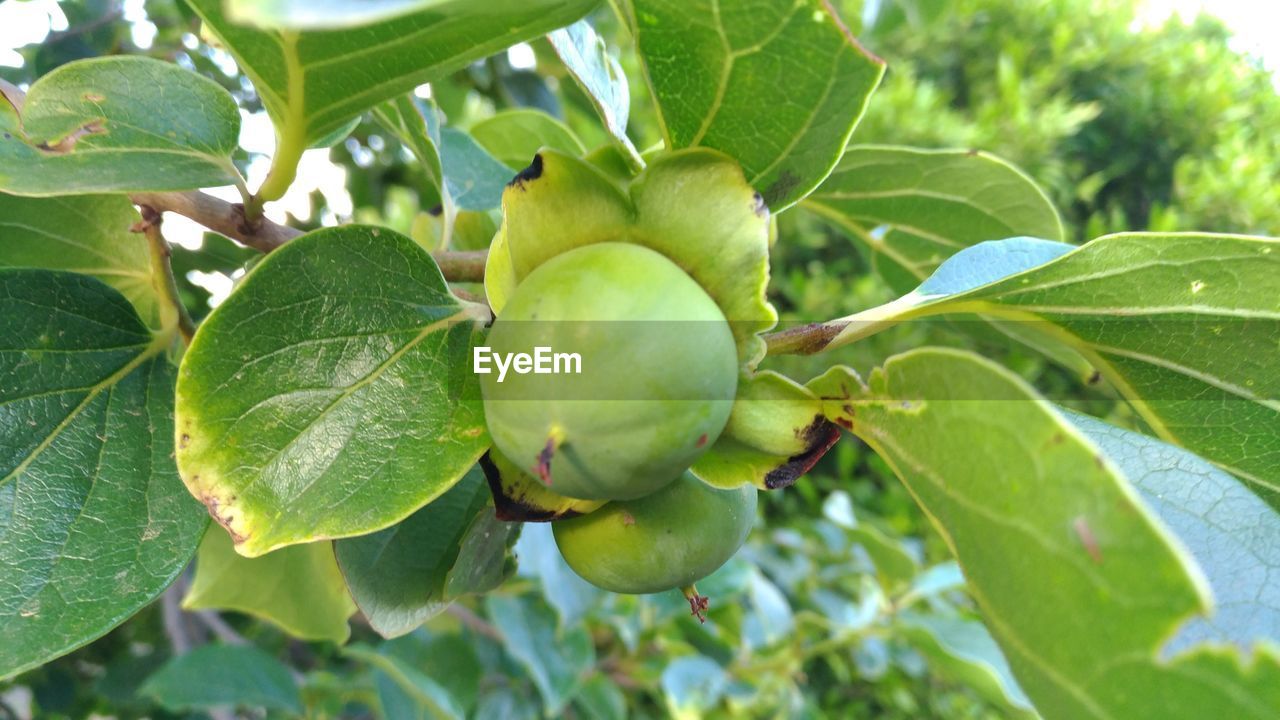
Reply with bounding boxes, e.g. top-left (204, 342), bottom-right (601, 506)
top-left (0, 0), bottom-right (1276, 300)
